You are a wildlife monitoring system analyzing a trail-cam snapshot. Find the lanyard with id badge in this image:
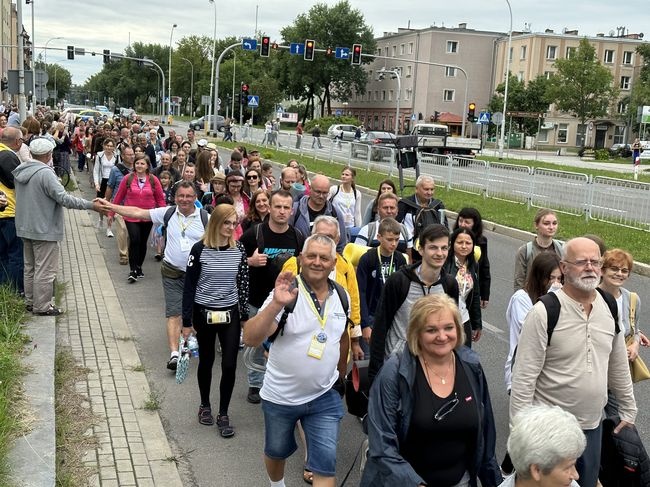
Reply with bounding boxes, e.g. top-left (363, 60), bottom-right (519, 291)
top-left (298, 276), bottom-right (330, 360)
top-left (178, 212), bottom-right (196, 252)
